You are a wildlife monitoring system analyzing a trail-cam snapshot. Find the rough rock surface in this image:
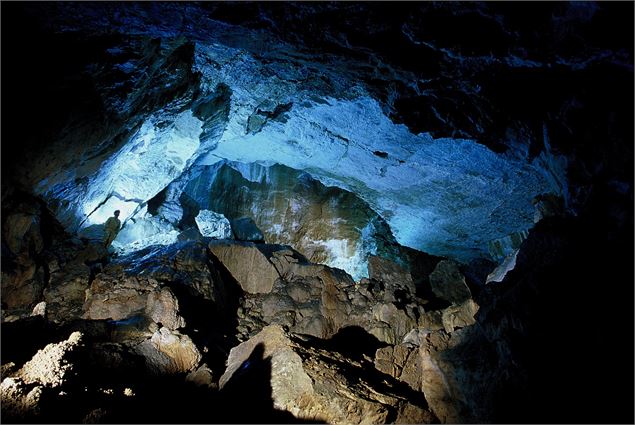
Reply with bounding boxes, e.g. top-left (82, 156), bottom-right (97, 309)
top-left (145, 287), bottom-right (186, 330)
top-left (17, 332), bottom-right (83, 387)
top-left (194, 209), bottom-right (232, 239)
top-left (181, 161), bottom-right (405, 280)
top-left (44, 261), bottom-right (91, 322)
top-left (220, 325), bottom-right (437, 424)
top-left (229, 242), bottom-right (422, 345)
top-left (0, 378), bottom-right (43, 419)
top-left (84, 273), bottom-right (158, 321)
top-left (208, 240), bottom-right (280, 294)
top-left (134, 327), bottom-right (201, 375)
top-left (429, 260), bottom-right (472, 304)
top-left (229, 217), bottom-right (265, 243)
